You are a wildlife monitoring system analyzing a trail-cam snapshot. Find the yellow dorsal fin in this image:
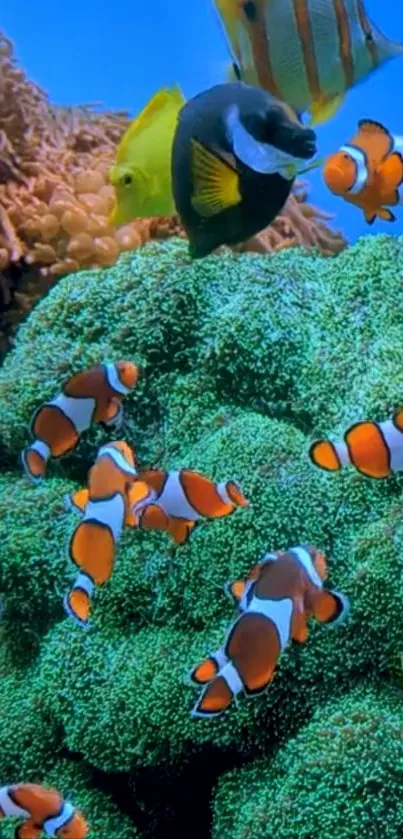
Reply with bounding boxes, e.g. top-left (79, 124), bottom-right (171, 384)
top-left (190, 139), bottom-right (241, 218)
top-left (116, 85), bottom-right (185, 162)
top-left (309, 93), bottom-right (344, 126)
top-left (358, 118), bottom-right (391, 138)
